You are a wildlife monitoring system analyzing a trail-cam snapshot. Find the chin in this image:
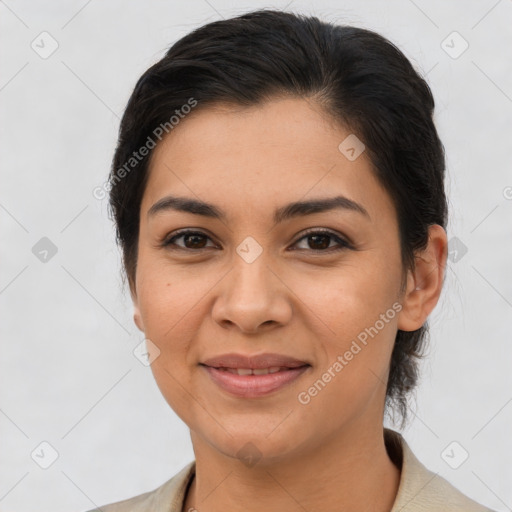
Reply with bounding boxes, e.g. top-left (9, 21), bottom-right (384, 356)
top-left (198, 421), bottom-right (311, 468)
